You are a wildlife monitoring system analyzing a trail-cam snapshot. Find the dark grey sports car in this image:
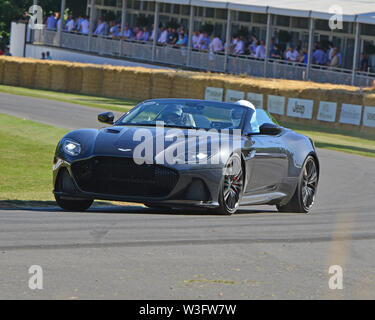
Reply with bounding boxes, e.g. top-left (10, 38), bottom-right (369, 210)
top-left (53, 99), bottom-right (319, 215)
